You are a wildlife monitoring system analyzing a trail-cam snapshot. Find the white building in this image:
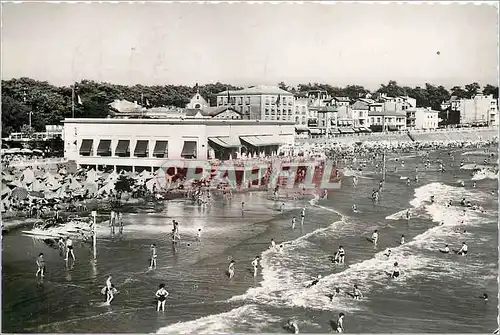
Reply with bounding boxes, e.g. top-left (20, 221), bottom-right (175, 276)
top-left (454, 94), bottom-right (498, 126)
top-left (216, 85), bottom-right (294, 121)
top-left (411, 107), bottom-right (439, 130)
top-left (185, 90), bottom-right (210, 109)
top-left (350, 98), bottom-right (373, 126)
top-left (294, 97), bottom-right (309, 125)
top-left (63, 118), bottom-right (294, 171)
